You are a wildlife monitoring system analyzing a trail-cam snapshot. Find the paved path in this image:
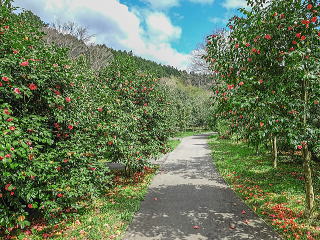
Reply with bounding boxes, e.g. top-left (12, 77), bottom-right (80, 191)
top-left (123, 133), bottom-right (281, 240)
